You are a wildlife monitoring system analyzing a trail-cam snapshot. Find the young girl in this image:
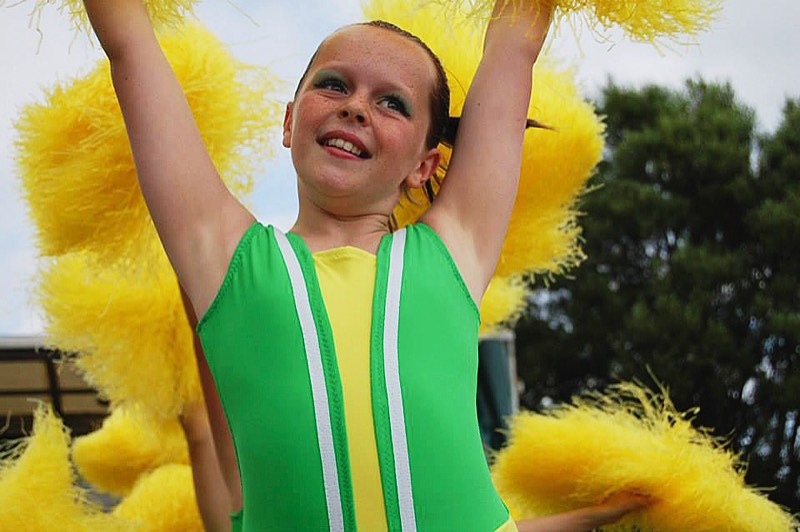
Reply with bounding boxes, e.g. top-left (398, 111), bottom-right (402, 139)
top-left (84, 1), bottom-right (649, 530)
